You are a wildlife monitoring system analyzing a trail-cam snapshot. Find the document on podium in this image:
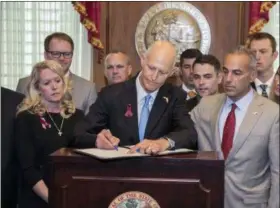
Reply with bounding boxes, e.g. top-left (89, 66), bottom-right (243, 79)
top-left (74, 147), bottom-right (193, 160)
